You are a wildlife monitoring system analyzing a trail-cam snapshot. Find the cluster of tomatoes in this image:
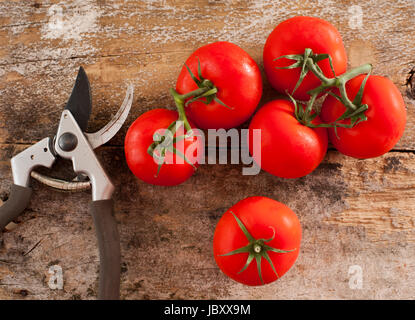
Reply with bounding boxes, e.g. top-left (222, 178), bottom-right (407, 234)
top-left (260, 16), bottom-right (406, 179)
top-left (124, 16), bottom-right (406, 286)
